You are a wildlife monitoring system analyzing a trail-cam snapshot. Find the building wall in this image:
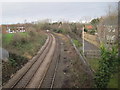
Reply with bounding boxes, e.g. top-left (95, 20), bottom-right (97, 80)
top-left (1, 24), bottom-right (26, 34)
